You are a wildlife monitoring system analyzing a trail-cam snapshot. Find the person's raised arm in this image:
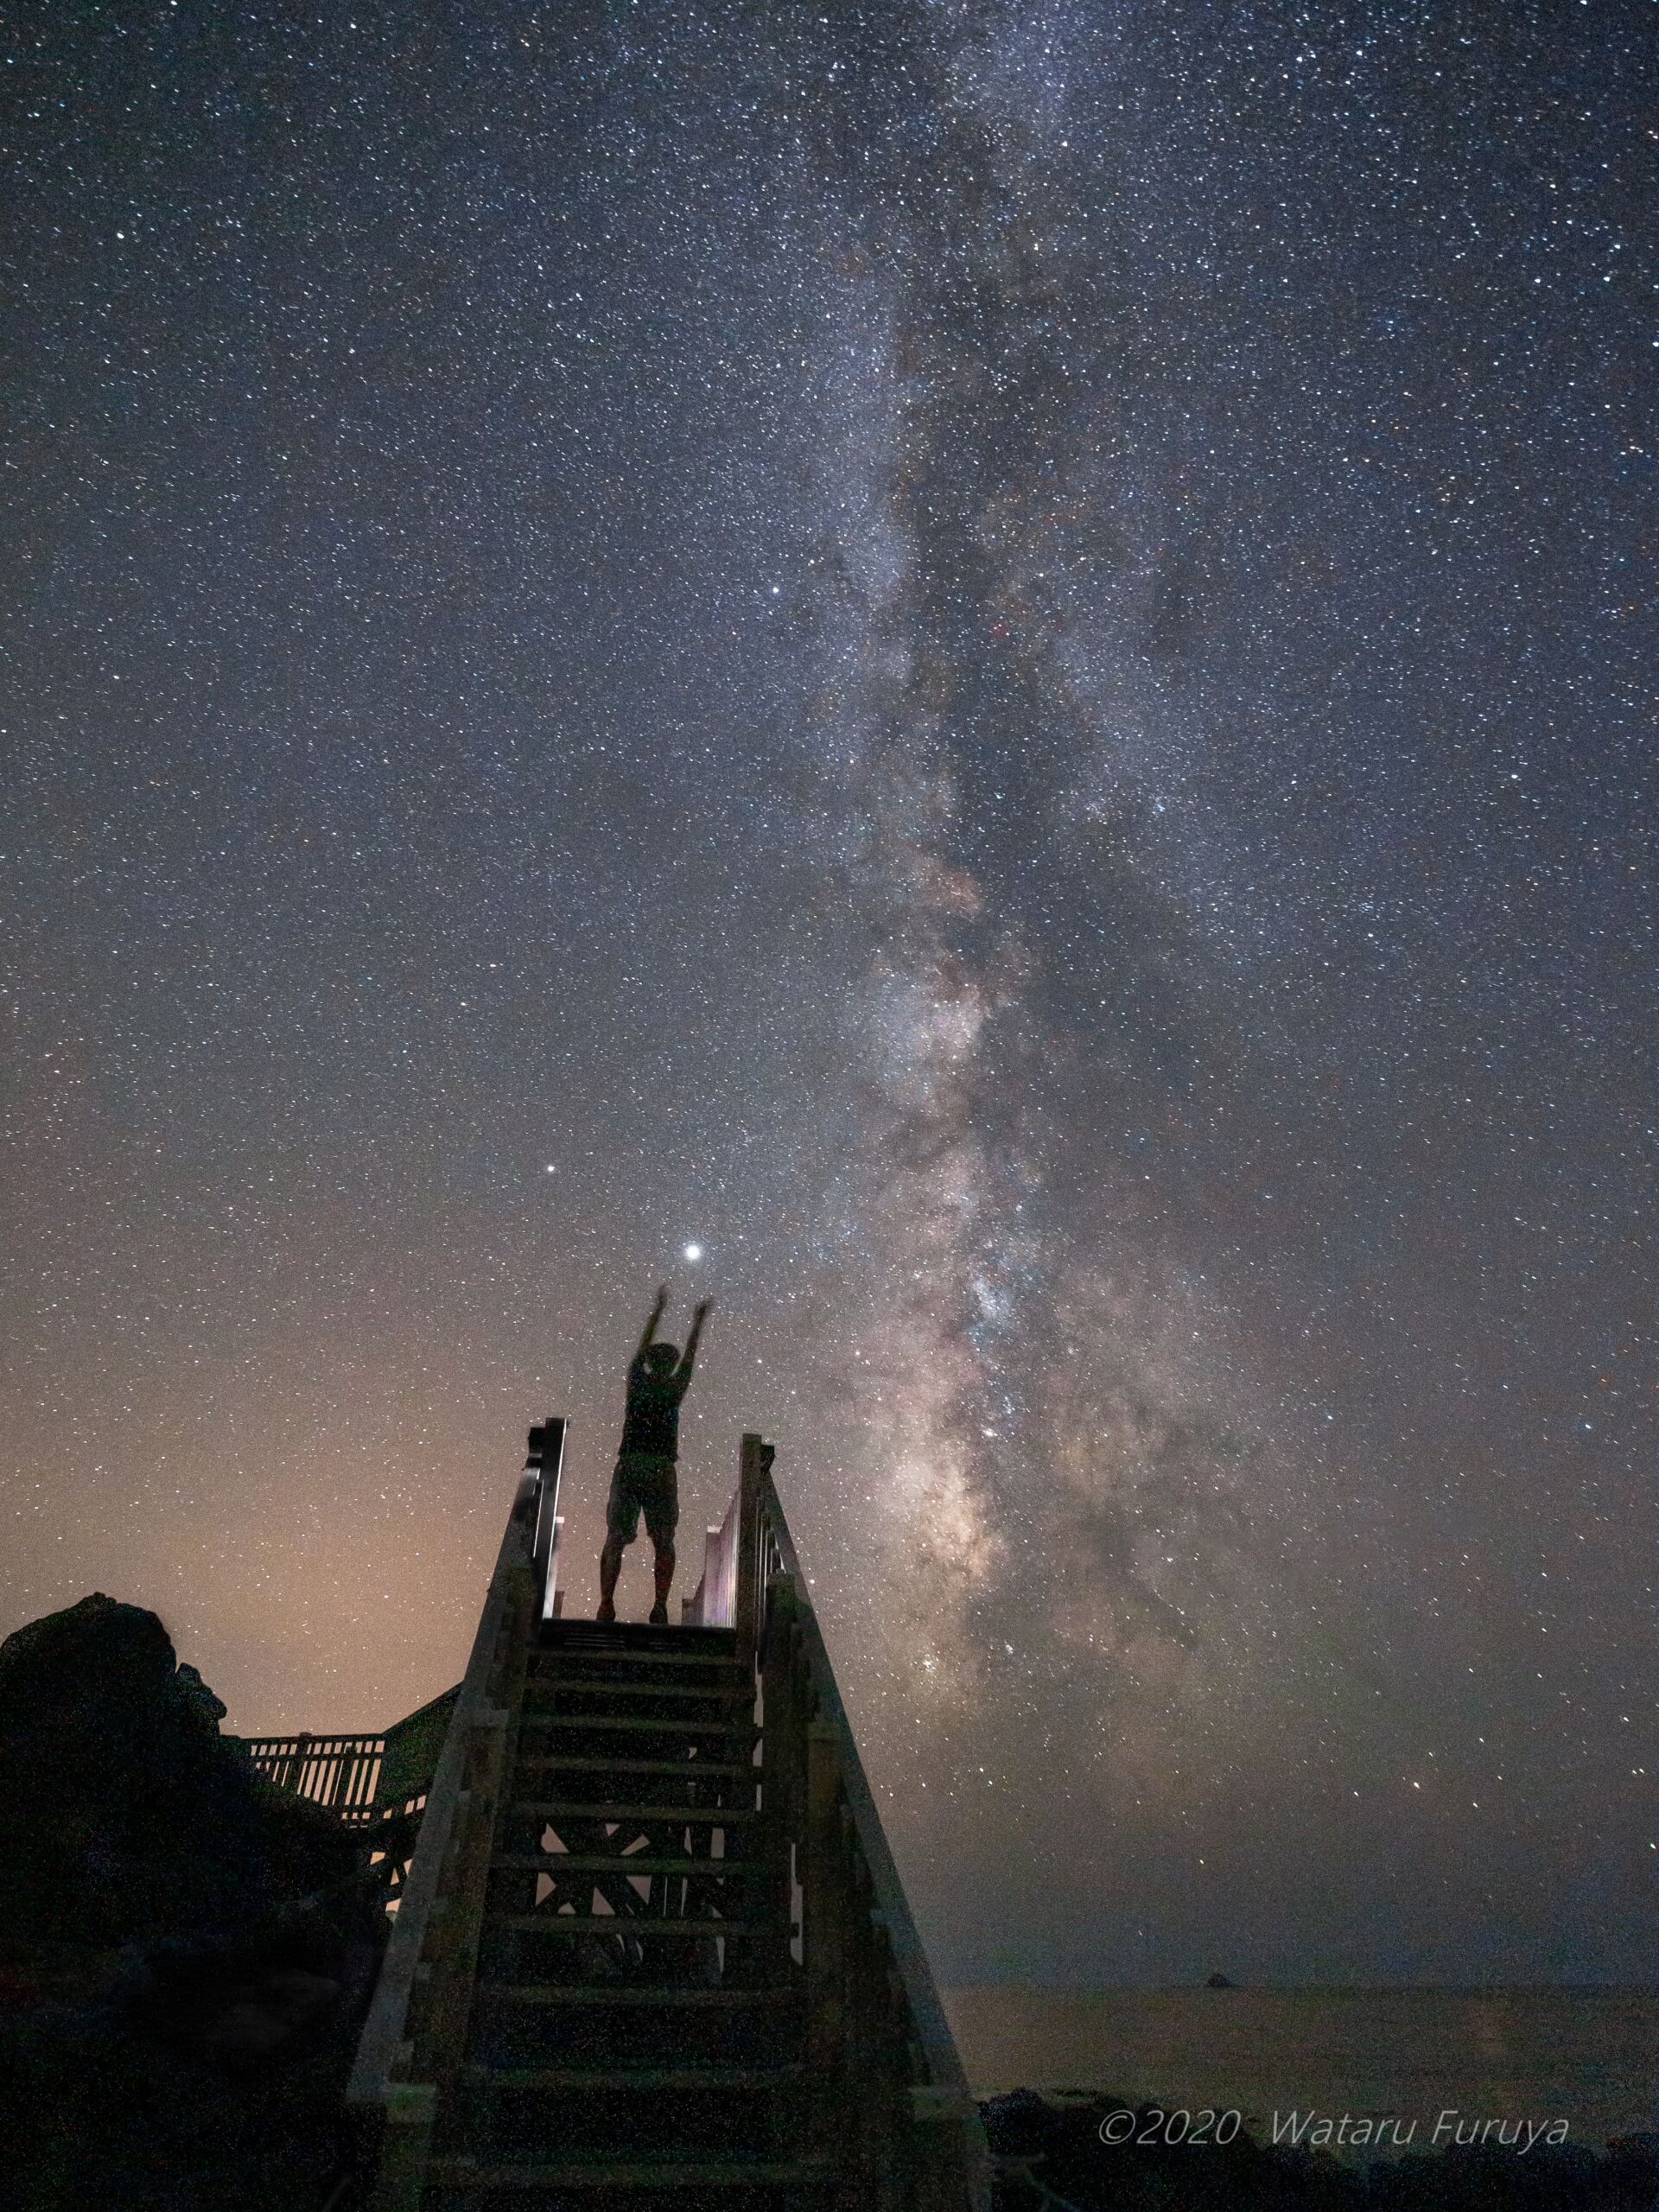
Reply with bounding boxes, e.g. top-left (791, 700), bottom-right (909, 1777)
top-left (676, 1298), bottom-right (712, 1389)
top-left (633, 1285), bottom-right (670, 1365)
